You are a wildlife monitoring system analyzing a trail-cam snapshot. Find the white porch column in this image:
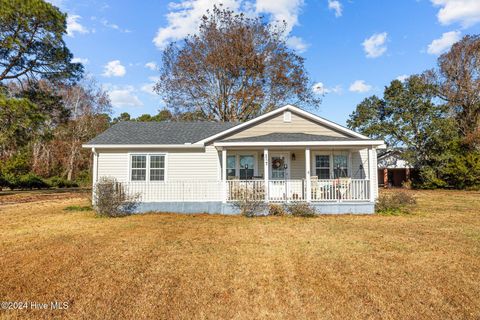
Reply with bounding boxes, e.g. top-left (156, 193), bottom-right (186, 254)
top-left (264, 148), bottom-right (269, 202)
top-left (368, 146), bottom-right (375, 202)
top-left (305, 147), bottom-right (311, 202)
top-left (222, 148), bottom-right (227, 203)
